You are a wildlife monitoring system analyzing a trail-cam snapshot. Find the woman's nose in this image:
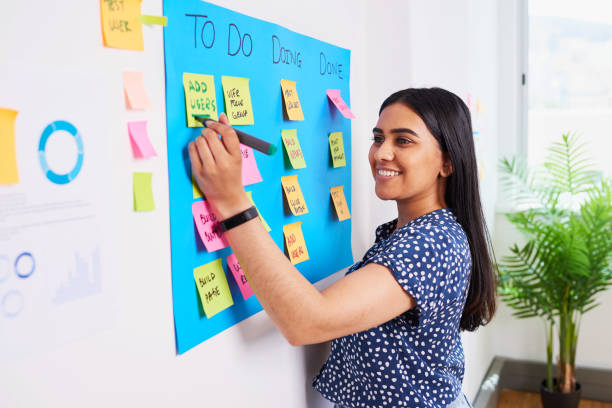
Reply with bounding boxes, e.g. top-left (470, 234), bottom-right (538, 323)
top-left (374, 141), bottom-right (394, 161)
